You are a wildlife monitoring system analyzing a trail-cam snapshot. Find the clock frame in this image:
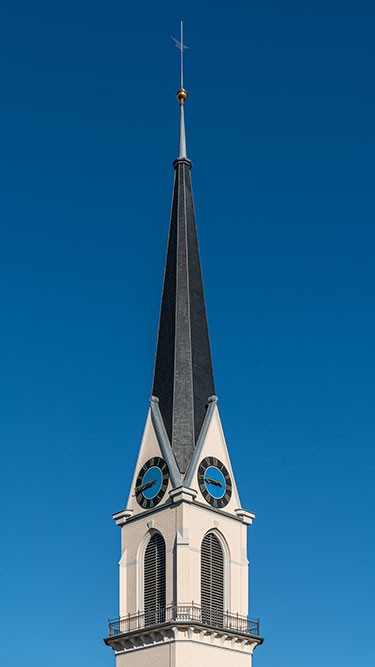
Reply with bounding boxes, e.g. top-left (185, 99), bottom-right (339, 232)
top-left (135, 457), bottom-right (169, 509)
